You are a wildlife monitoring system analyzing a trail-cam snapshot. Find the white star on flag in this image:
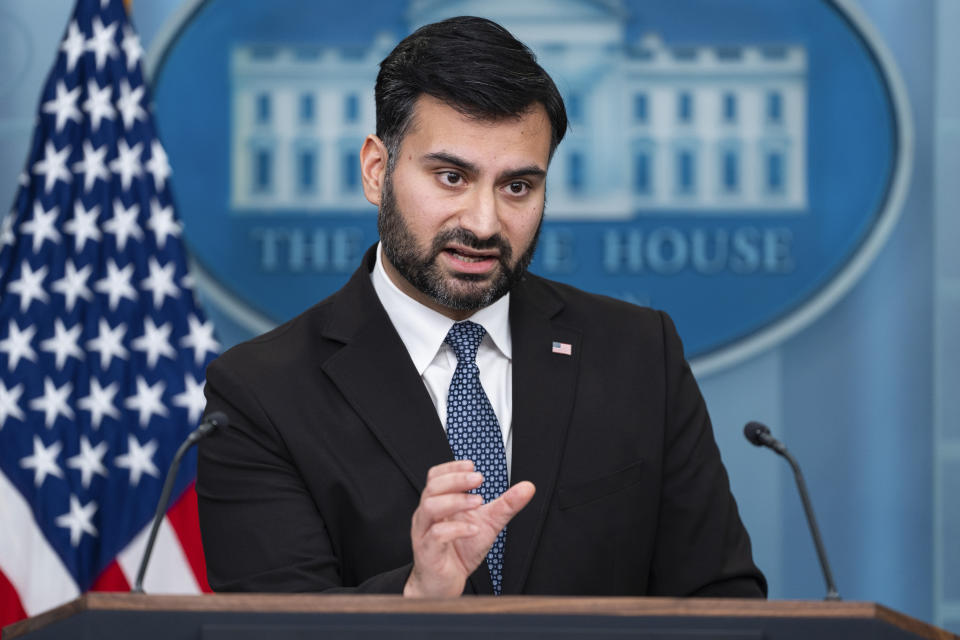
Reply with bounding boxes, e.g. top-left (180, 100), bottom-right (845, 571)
top-left (82, 79), bottom-right (116, 132)
top-left (0, 320), bottom-right (38, 370)
top-left (64, 201), bottom-right (103, 252)
top-left (60, 20), bottom-right (85, 73)
top-left (114, 435), bottom-right (160, 486)
top-left (120, 24), bottom-right (143, 71)
top-left (109, 139), bottom-right (143, 191)
top-left (0, 214), bottom-right (15, 248)
top-left (78, 378), bottom-right (121, 430)
top-left (85, 318), bottom-right (129, 369)
top-left (40, 318), bottom-right (85, 370)
top-left (32, 140), bottom-right (73, 194)
top-left (146, 141), bottom-right (171, 192)
top-left (148, 198), bottom-right (181, 248)
top-left (41, 80), bottom-right (83, 133)
top-left (117, 79), bottom-right (147, 130)
top-left (94, 260), bottom-right (137, 310)
top-left (85, 16), bottom-right (118, 72)
top-left (9, 263), bottom-right (50, 313)
top-left (20, 202), bottom-right (62, 253)
top-left (0, 381), bottom-right (26, 426)
top-left (141, 257), bottom-right (179, 308)
top-left (103, 199), bottom-right (143, 250)
top-left (20, 436), bottom-right (65, 487)
top-left (55, 495), bottom-right (98, 547)
top-left (181, 315), bottom-right (220, 366)
top-left (66, 436), bottom-right (110, 489)
top-left (73, 140), bottom-right (110, 193)
top-left (124, 376), bottom-right (169, 427)
top-left (132, 318), bottom-right (176, 368)
top-left (173, 374), bottom-right (206, 425)
top-left (52, 260), bottom-right (94, 311)
top-left (29, 377), bottom-right (75, 429)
